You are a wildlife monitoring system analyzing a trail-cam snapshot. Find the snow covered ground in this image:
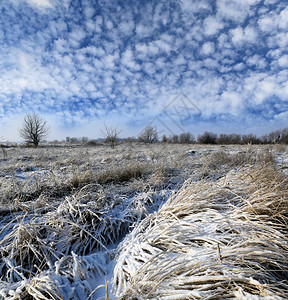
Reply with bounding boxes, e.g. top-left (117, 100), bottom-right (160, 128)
top-left (0, 143), bottom-right (286, 299)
